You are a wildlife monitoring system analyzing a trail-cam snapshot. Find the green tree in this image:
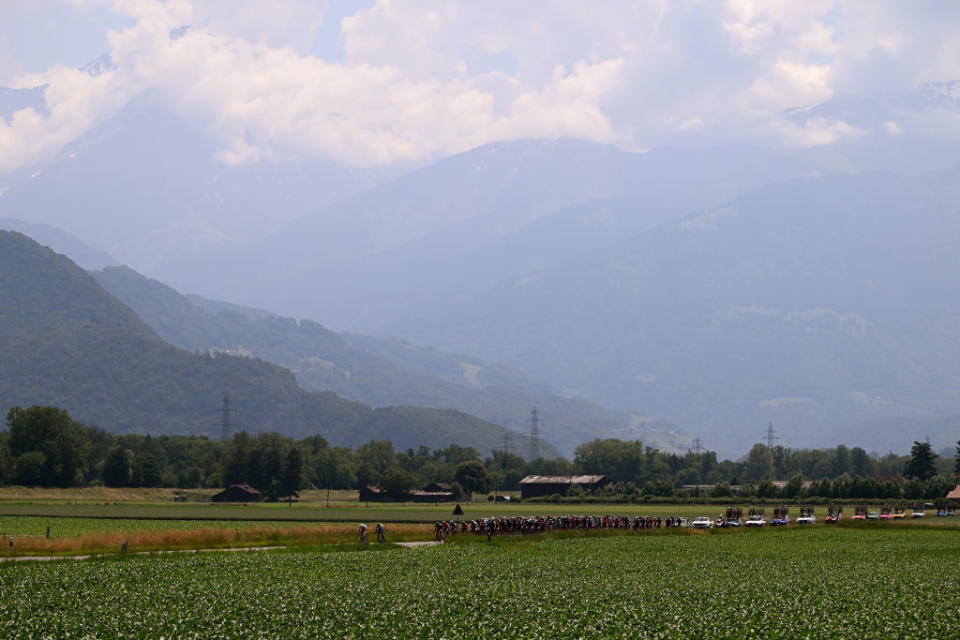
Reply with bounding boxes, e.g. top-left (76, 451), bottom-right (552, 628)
top-left (102, 446), bottom-right (134, 487)
top-left (356, 440), bottom-right (396, 485)
top-left (710, 481), bottom-right (733, 497)
top-left (782, 473), bottom-right (803, 499)
top-left (574, 439), bottom-right (645, 483)
top-left (380, 466), bottom-right (417, 501)
top-left (0, 436), bottom-right (11, 486)
top-left (14, 451), bottom-right (47, 486)
top-left (904, 441), bottom-right (937, 481)
top-left (6, 406), bottom-right (86, 487)
top-left (280, 446), bottom-right (303, 501)
top-left (454, 460), bottom-right (489, 497)
top-left (743, 444), bottom-right (774, 482)
top-left (850, 447), bottom-right (876, 477)
top-left (225, 431), bottom-right (253, 485)
top-left (954, 440), bottom-right (960, 476)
